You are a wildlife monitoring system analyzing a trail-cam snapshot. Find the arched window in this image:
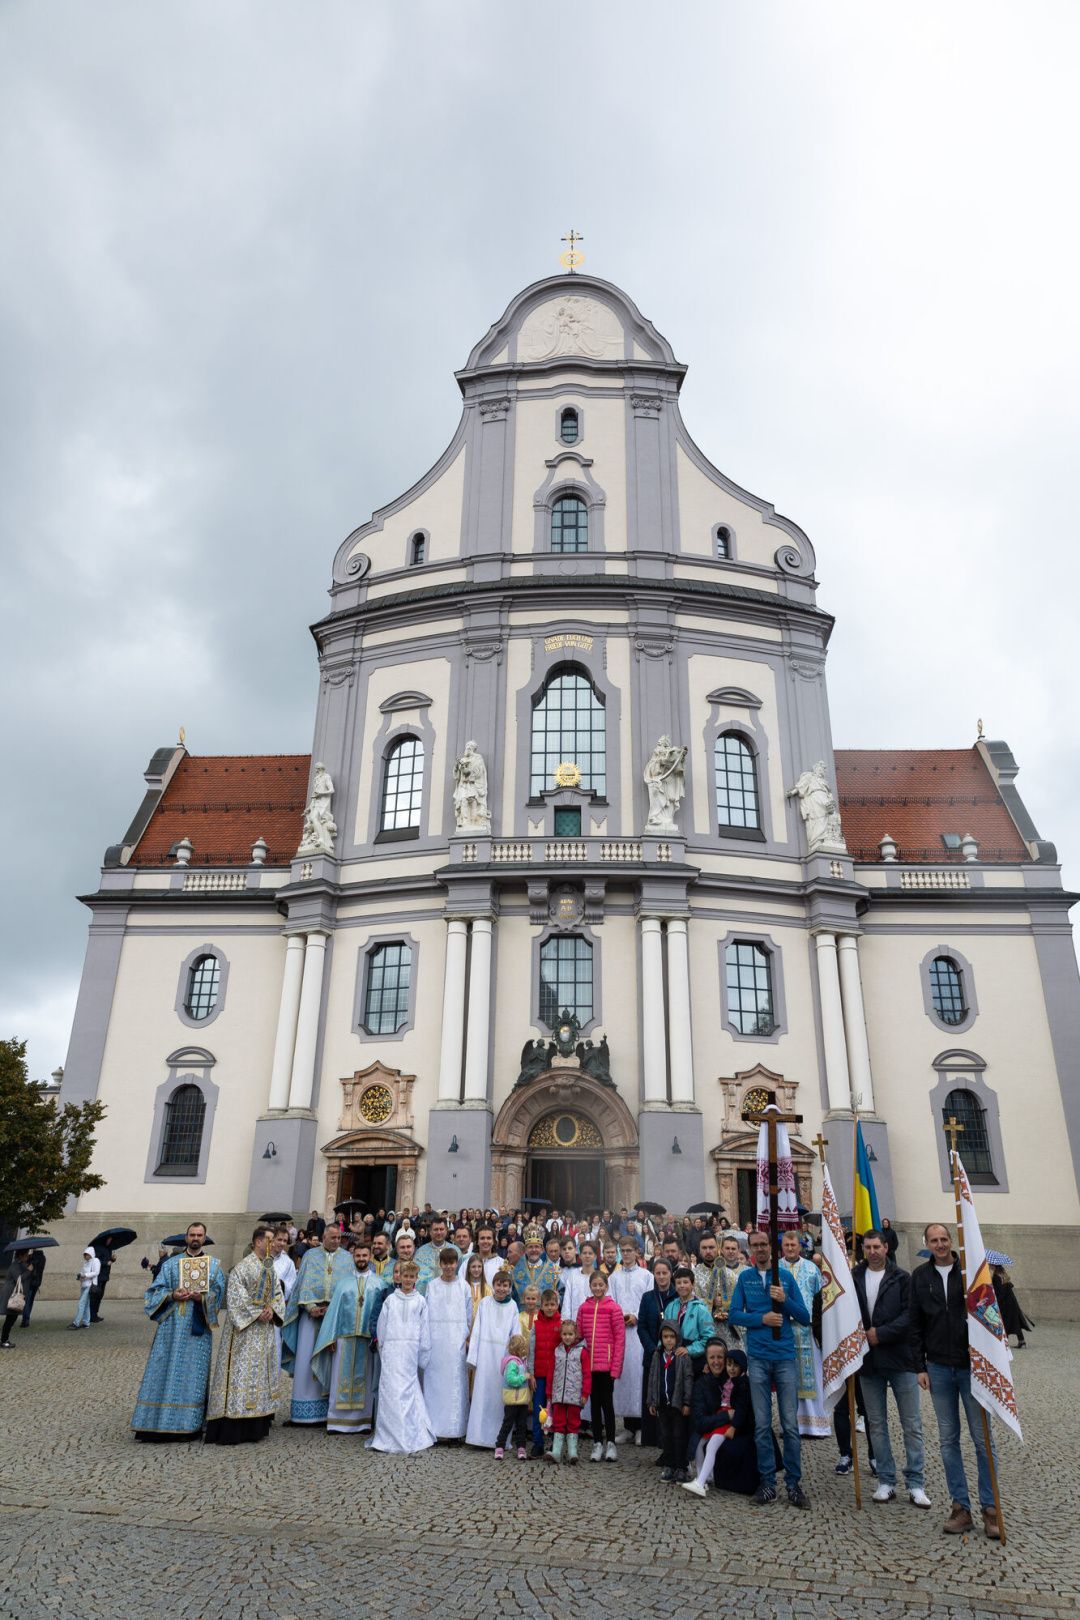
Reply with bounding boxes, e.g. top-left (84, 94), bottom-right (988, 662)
top-left (715, 733), bottom-right (760, 831)
top-left (184, 954), bottom-right (220, 1021)
top-left (409, 532), bottom-right (426, 567)
top-left (158, 1084), bottom-right (206, 1175)
top-left (725, 941), bottom-right (775, 1036)
top-left (559, 408), bottom-right (580, 445)
top-left (715, 525), bottom-right (732, 559)
top-left (381, 736), bottom-right (425, 833)
top-left (943, 1088), bottom-right (995, 1182)
top-left (539, 935), bottom-right (593, 1028)
top-left (530, 666), bottom-right (606, 797)
top-left (550, 494), bottom-right (588, 553)
top-left (363, 942), bottom-right (413, 1034)
top-left (930, 957), bottom-right (967, 1025)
